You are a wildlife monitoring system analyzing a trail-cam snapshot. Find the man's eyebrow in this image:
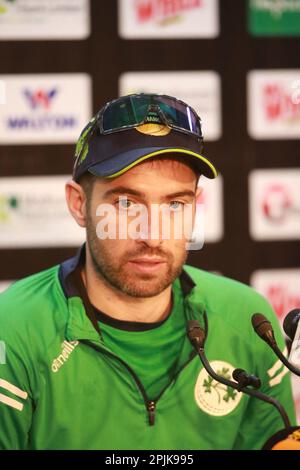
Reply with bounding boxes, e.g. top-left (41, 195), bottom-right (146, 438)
top-left (103, 187), bottom-right (146, 199)
top-left (165, 190), bottom-right (196, 199)
top-left (102, 187), bottom-right (196, 199)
